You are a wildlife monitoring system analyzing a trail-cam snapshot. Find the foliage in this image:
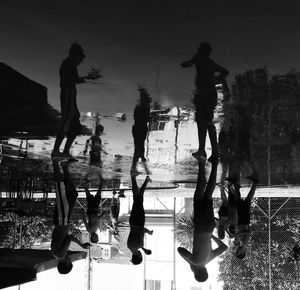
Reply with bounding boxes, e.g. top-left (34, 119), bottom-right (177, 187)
top-left (218, 199), bottom-right (300, 289)
top-left (174, 214), bottom-right (194, 251)
top-left (0, 212), bottom-right (52, 249)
